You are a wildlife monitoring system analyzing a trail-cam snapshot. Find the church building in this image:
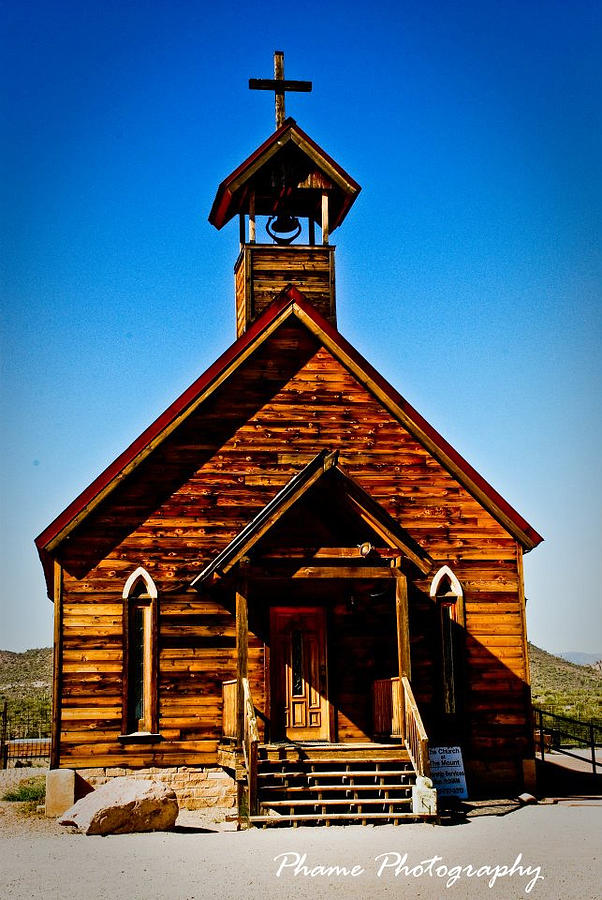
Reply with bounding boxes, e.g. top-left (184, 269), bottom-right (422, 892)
top-left (36, 53), bottom-right (542, 826)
